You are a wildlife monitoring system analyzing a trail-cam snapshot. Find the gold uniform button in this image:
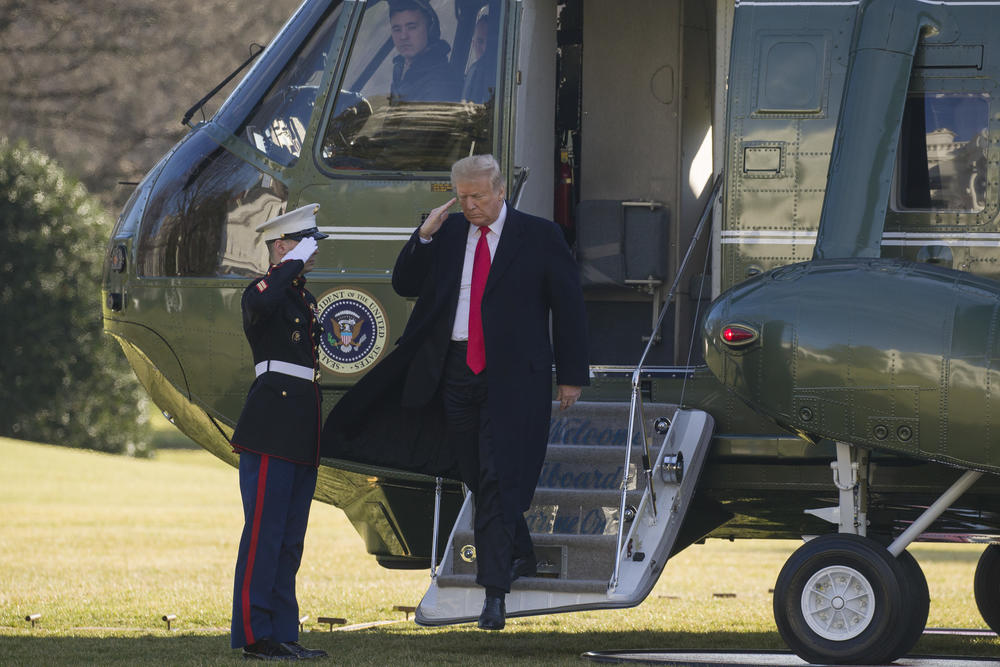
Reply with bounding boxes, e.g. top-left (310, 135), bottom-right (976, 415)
top-left (281, 390), bottom-right (287, 397)
top-left (295, 317), bottom-right (301, 323)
